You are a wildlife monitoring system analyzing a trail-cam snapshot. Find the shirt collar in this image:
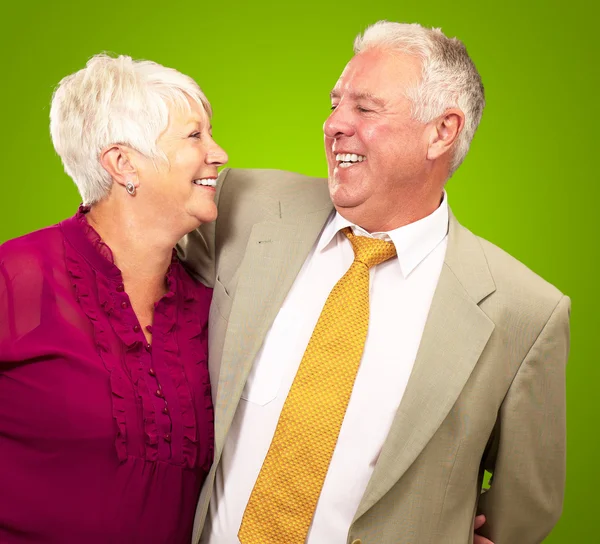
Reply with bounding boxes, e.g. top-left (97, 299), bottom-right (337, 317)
top-left (317, 192), bottom-right (449, 278)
